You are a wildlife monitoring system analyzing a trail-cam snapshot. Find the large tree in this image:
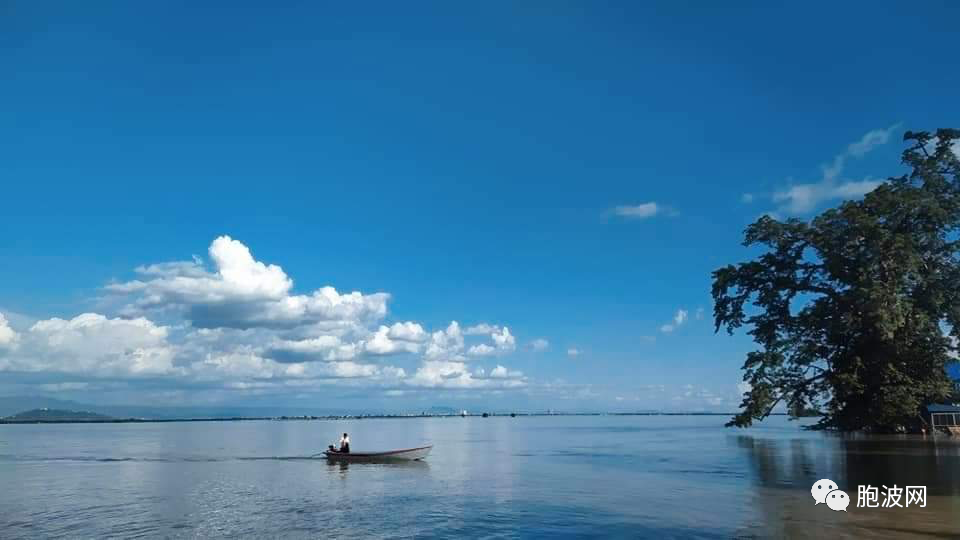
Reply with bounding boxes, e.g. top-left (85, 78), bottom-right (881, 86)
top-left (713, 129), bottom-right (960, 432)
